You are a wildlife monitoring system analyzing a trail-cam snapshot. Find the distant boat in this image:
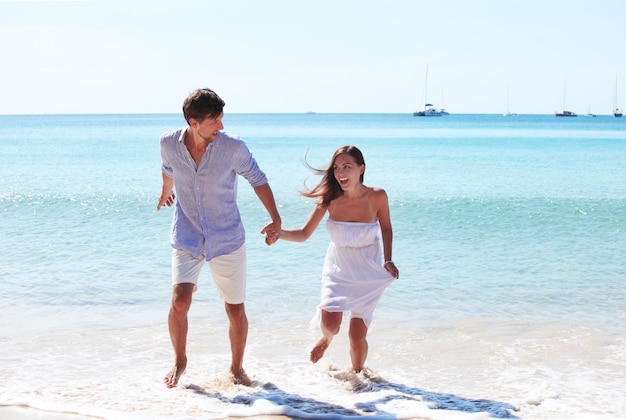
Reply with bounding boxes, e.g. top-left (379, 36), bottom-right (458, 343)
top-left (614, 76), bottom-right (623, 117)
top-left (413, 65), bottom-right (447, 117)
top-left (439, 89), bottom-right (450, 115)
top-left (414, 104), bottom-right (443, 117)
top-left (585, 105), bottom-right (596, 118)
top-left (556, 78), bottom-right (577, 117)
top-left (503, 84), bottom-right (516, 116)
